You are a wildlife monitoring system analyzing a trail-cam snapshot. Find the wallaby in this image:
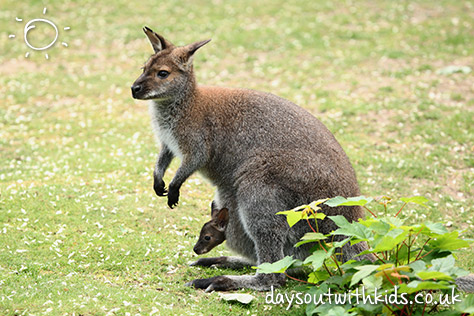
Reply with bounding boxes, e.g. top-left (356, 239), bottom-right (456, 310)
top-left (131, 27), bottom-right (474, 292)
top-left (193, 202), bottom-right (228, 255)
top-left (191, 202), bottom-right (254, 270)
